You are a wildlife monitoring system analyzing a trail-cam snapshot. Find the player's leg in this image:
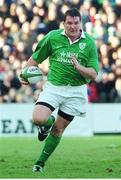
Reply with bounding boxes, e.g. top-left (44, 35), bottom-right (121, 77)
top-left (33, 110), bottom-right (74, 172)
top-left (33, 82), bottom-right (61, 141)
top-left (32, 103), bottom-right (55, 141)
